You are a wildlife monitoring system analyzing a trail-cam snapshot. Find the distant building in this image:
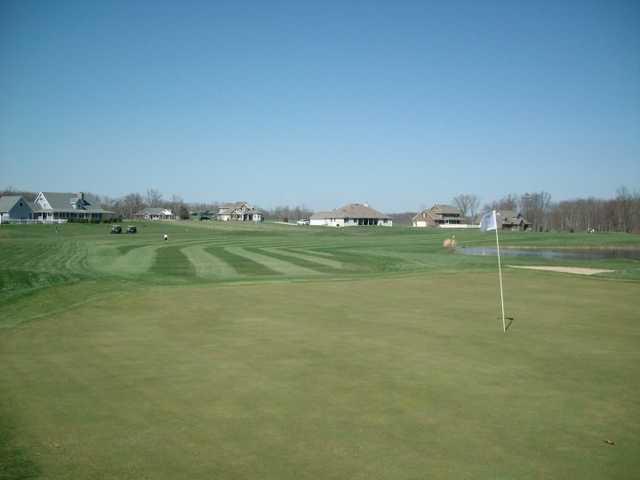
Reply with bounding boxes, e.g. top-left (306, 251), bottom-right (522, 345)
top-left (412, 204), bottom-right (463, 227)
top-left (310, 203), bottom-right (392, 227)
top-left (217, 202), bottom-right (263, 222)
top-left (134, 207), bottom-right (176, 220)
top-left (33, 192), bottom-right (113, 221)
top-left (498, 210), bottom-right (531, 231)
top-left (0, 195), bottom-right (34, 223)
